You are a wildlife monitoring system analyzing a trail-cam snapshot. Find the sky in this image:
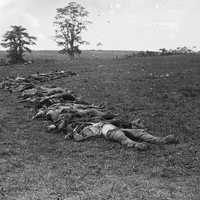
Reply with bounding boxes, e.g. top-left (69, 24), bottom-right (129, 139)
top-left (0, 0), bottom-right (200, 51)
